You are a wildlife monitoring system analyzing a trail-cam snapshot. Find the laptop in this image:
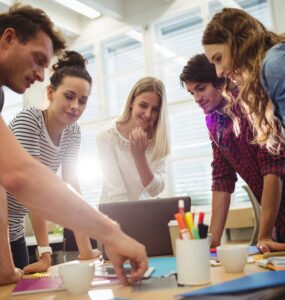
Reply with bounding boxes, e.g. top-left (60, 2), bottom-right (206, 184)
top-left (98, 196), bottom-right (191, 258)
